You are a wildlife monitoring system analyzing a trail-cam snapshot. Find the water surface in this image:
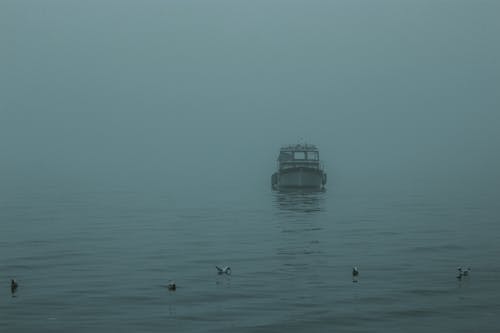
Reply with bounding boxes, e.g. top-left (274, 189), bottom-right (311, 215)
top-left (1, 184), bottom-right (499, 332)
